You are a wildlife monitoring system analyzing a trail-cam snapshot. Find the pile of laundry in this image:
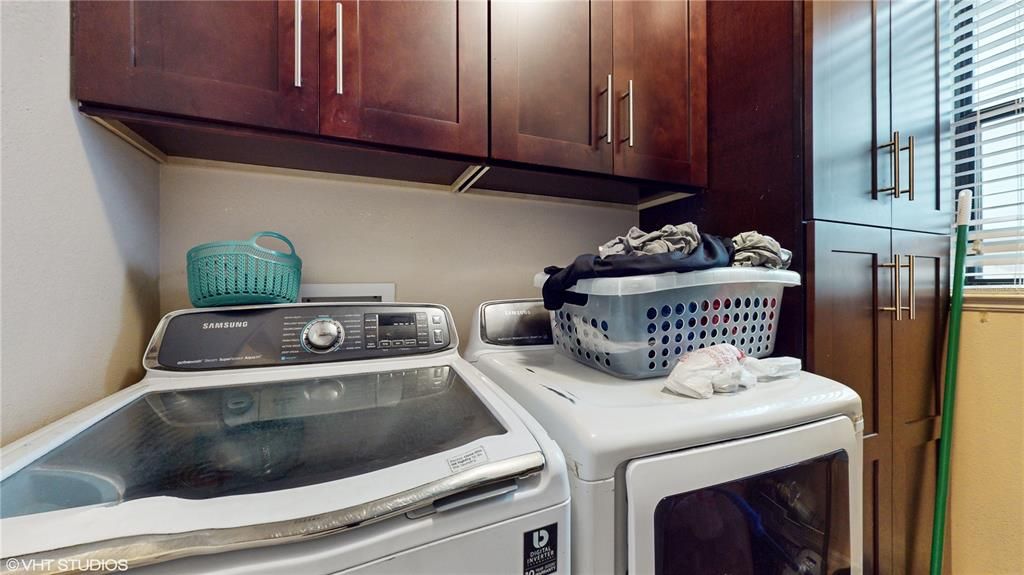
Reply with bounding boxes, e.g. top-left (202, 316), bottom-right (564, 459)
top-left (598, 223), bottom-right (792, 268)
top-left (542, 223), bottom-right (791, 310)
top-left (664, 344), bottom-right (801, 399)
